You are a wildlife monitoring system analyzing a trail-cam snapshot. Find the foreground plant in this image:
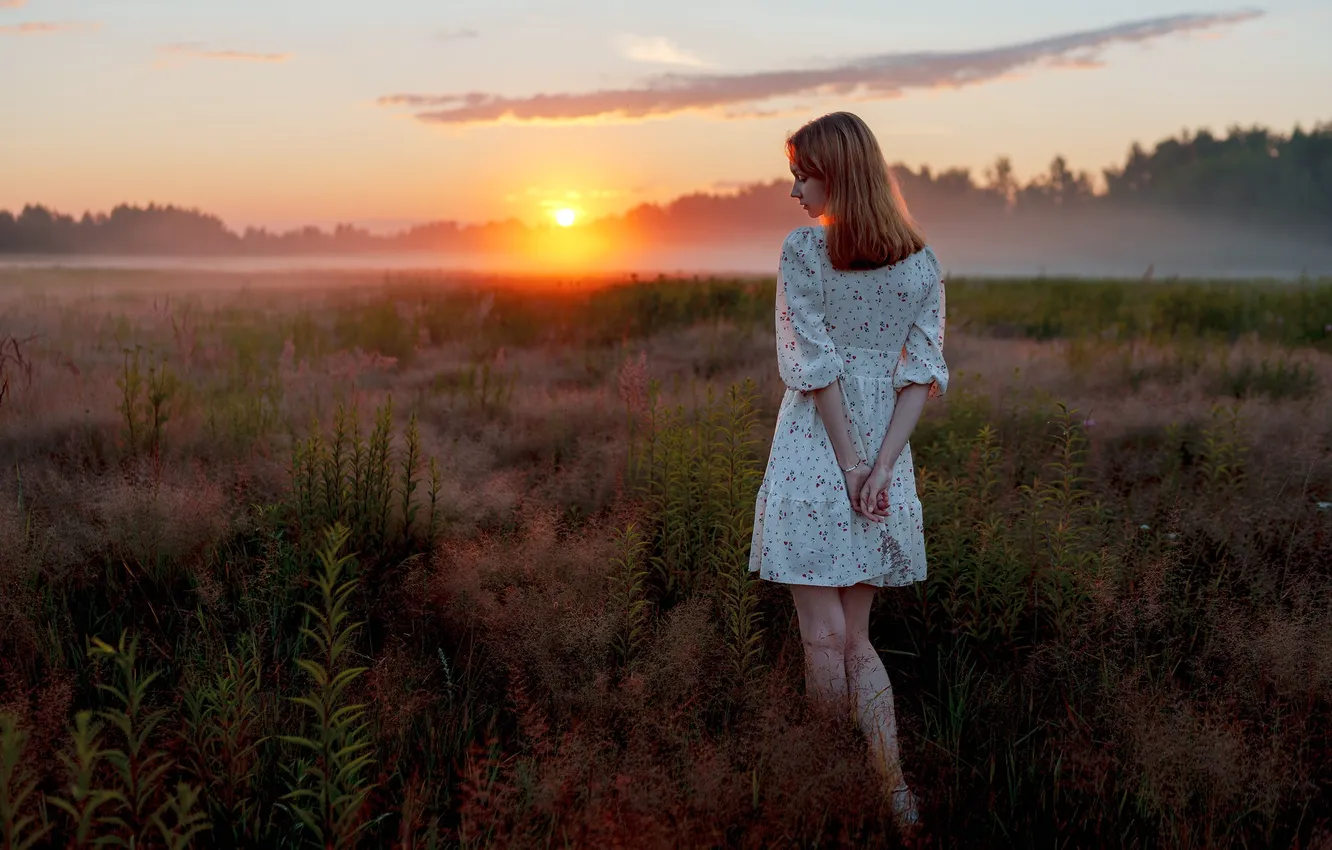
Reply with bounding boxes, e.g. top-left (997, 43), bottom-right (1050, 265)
top-left (181, 640), bottom-right (267, 842)
top-left (281, 523), bottom-right (378, 849)
top-left (89, 633), bottom-right (210, 847)
top-left (1, 713), bottom-right (51, 850)
top-left (89, 633), bottom-right (175, 843)
top-left (47, 712), bottom-right (123, 848)
top-left (712, 380), bottom-right (765, 684)
top-left (608, 523), bottom-right (651, 667)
